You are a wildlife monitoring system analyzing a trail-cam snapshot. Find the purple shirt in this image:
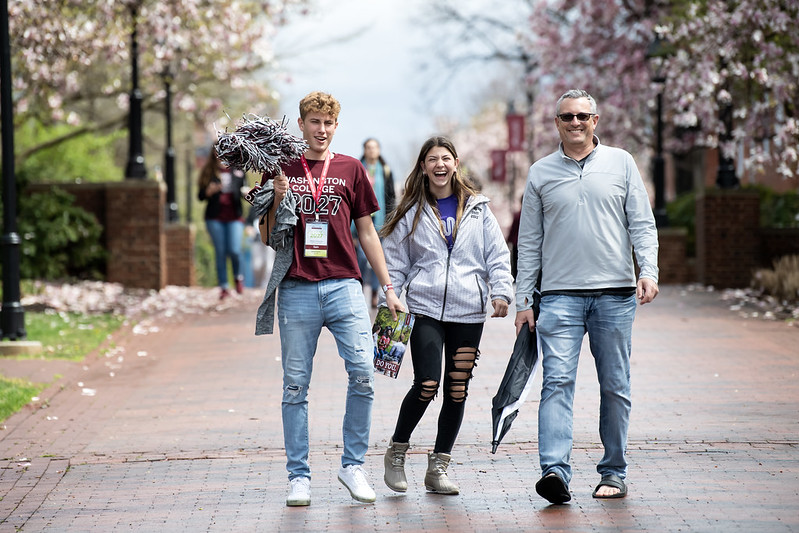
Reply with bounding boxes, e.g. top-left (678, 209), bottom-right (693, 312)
top-left (437, 194), bottom-right (457, 251)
